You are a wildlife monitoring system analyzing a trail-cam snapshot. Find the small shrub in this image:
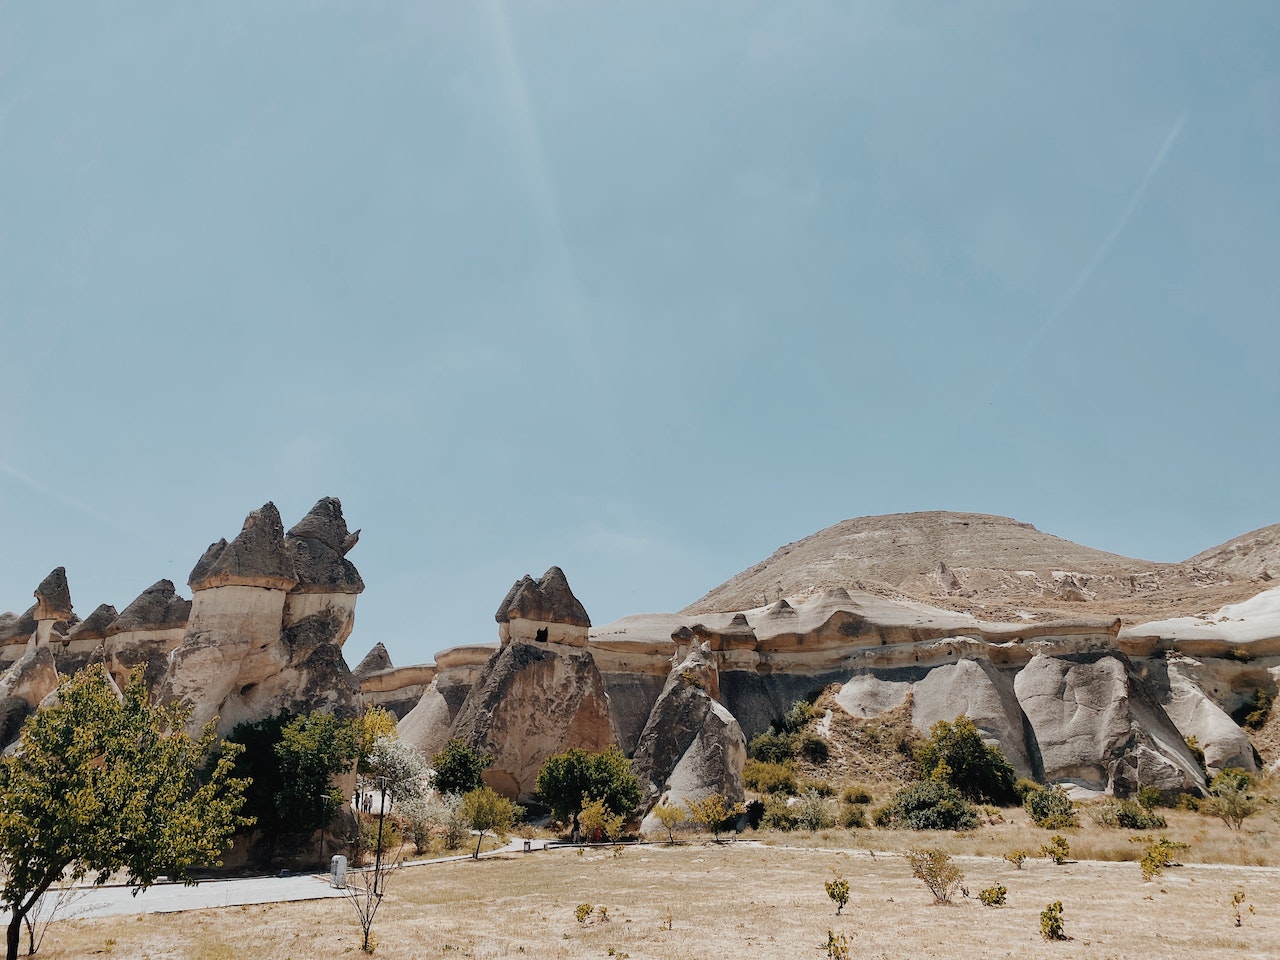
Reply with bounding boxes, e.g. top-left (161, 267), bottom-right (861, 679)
top-left (876, 780), bottom-right (979, 831)
top-left (978, 884), bottom-right (1007, 907)
top-left (1134, 836), bottom-right (1189, 881)
top-left (1013, 778), bottom-right (1043, 802)
top-left (796, 790), bottom-right (836, 832)
top-left (748, 731), bottom-right (796, 765)
top-left (1176, 792), bottom-right (1201, 812)
top-left (1040, 901), bottom-right (1066, 940)
top-left (1204, 769), bottom-right (1257, 830)
top-left (1136, 785), bottom-right (1164, 810)
top-left (841, 786), bottom-right (873, 805)
top-left (1230, 688), bottom-right (1273, 729)
top-left (743, 759), bottom-right (798, 795)
top-left (574, 904), bottom-right (592, 924)
top-left (1003, 849), bottom-right (1027, 870)
top-left (905, 848), bottom-right (963, 904)
top-left (1093, 799), bottom-right (1166, 830)
top-left (837, 803), bottom-right (866, 829)
top-left (799, 777), bottom-right (835, 798)
top-left (1025, 786), bottom-right (1078, 829)
top-left (1040, 835), bottom-right (1070, 865)
top-left (825, 930), bottom-right (850, 960)
top-left (1231, 890), bottom-right (1254, 927)
top-left (781, 699), bottom-right (821, 734)
top-left (797, 733), bottom-right (830, 764)
top-left (761, 795), bottom-right (800, 831)
top-left (824, 875), bottom-right (850, 915)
